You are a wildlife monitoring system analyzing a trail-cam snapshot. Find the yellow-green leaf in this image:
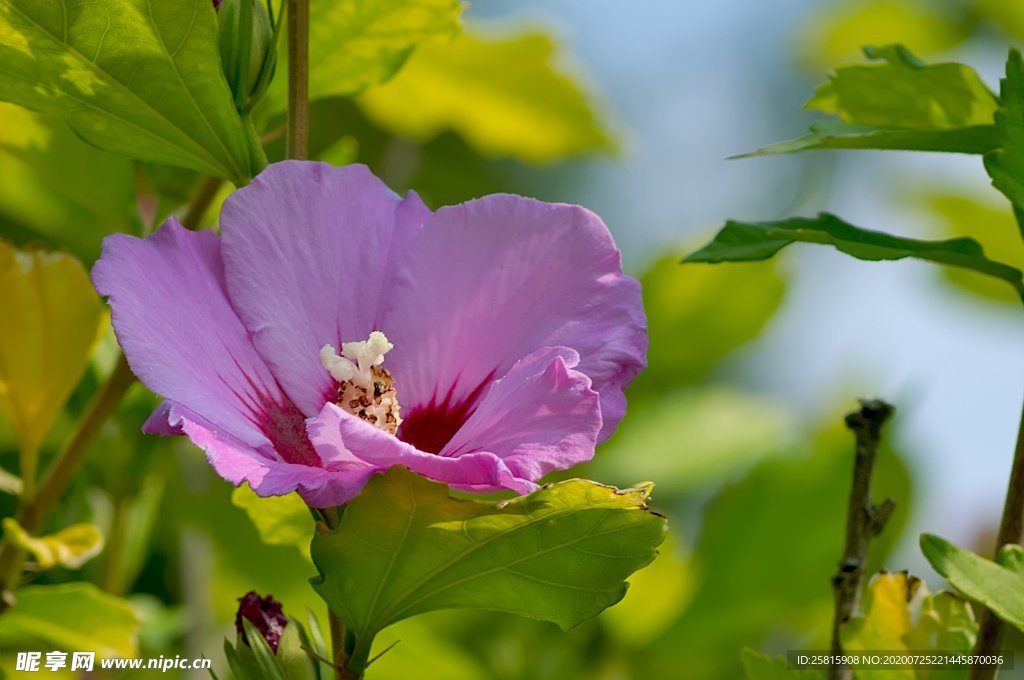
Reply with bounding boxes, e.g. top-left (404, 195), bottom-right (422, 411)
top-left (840, 571), bottom-right (977, 680)
top-left (231, 485), bottom-right (312, 559)
top-left (741, 648), bottom-right (825, 680)
top-left (358, 27), bottom-right (615, 163)
top-left (0, 583), bottom-right (138, 657)
top-left (2, 518), bottom-right (103, 570)
top-left (265, 0), bottom-right (463, 112)
top-left (0, 242), bottom-right (104, 455)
